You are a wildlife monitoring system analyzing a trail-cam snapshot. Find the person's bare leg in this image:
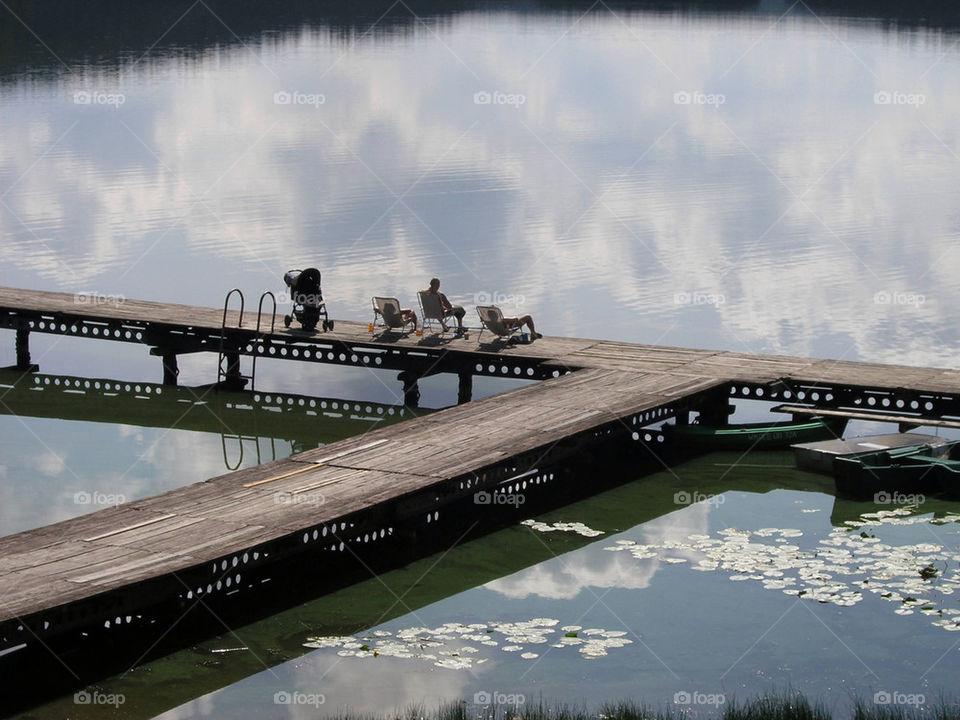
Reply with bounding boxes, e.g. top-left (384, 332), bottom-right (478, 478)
top-left (519, 315), bottom-right (541, 340)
